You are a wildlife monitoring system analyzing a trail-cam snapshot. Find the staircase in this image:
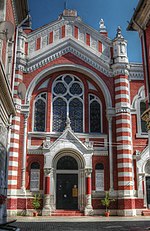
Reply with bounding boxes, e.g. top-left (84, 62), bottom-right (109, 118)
top-left (51, 210), bottom-right (84, 216)
top-left (142, 210), bottom-right (150, 216)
